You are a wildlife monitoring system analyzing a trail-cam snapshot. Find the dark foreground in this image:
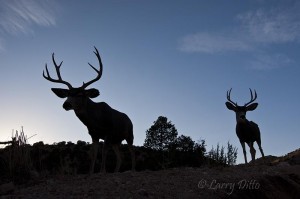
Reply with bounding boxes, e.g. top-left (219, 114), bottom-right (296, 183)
top-left (2, 153), bottom-right (300, 199)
